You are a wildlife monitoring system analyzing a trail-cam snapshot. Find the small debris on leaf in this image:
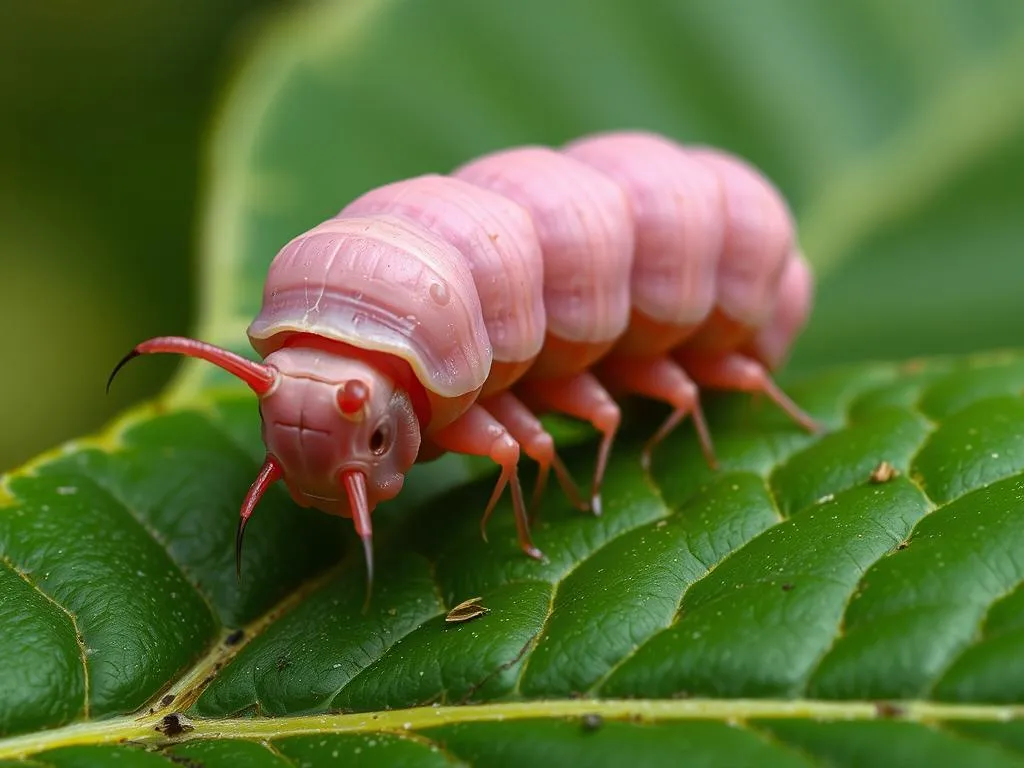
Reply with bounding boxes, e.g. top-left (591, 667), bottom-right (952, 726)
top-left (781, 583), bottom-right (794, 592)
top-left (445, 596), bottom-right (490, 623)
top-left (224, 628), bottom-right (245, 646)
top-left (580, 713), bottom-right (604, 732)
top-left (155, 713), bottom-right (194, 737)
top-left (164, 753), bottom-right (204, 768)
top-left (869, 461), bottom-right (898, 484)
top-left (874, 701), bottom-right (906, 719)
top-left (159, 693), bottom-right (175, 708)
